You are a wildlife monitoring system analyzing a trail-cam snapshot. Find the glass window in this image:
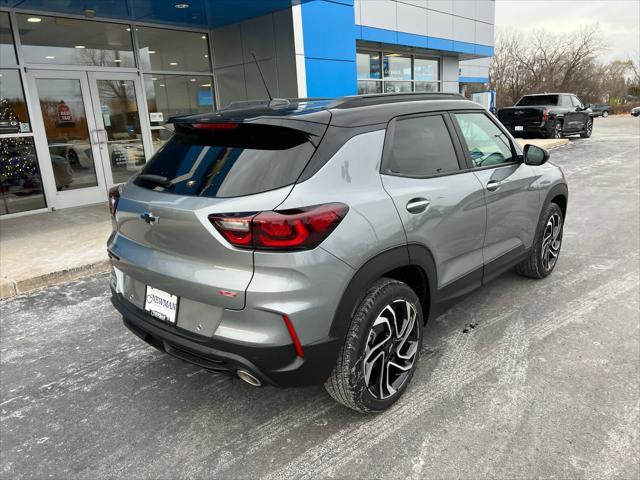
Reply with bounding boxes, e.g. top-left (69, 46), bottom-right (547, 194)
top-left (357, 51), bottom-right (381, 79)
top-left (17, 15), bottom-right (135, 67)
top-left (0, 137), bottom-right (47, 215)
top-left (357, 80), bottom-right (383, 95)
top-left (384, 81), bottom-right (412, 93)
top-left (454, 113), bottom-right (514, 167)
top-left (1, 12), bottom-right (17, 66)
top-left (517, 95), bottom-right (559, 106)
top-left (356, 48), bottom-right (441, 94)
top-left (571, 96), bottom-right (583, 108)
top-left (414, 81), bottom-right (438, 93)
top-left (0, 70), bottom-right (31, 133)
top-left (144, 75), bottom-right (214, 124)
top-left (137, 27), bottom-right (210, 72)
top-left (388, 115), bottom-right (459, 177)
top-left (383, 54), bottom-right (412, 80)
top-left (34, 78), bottom-right (99, 190)
top-left (414, 58), bottom-right (438, 81)
top-left (144, 74), bottom-right (214, 151)
top-left (95, 79), bottom-right (146, 183)
top-left (135, 124), bottom-right (316, 198)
